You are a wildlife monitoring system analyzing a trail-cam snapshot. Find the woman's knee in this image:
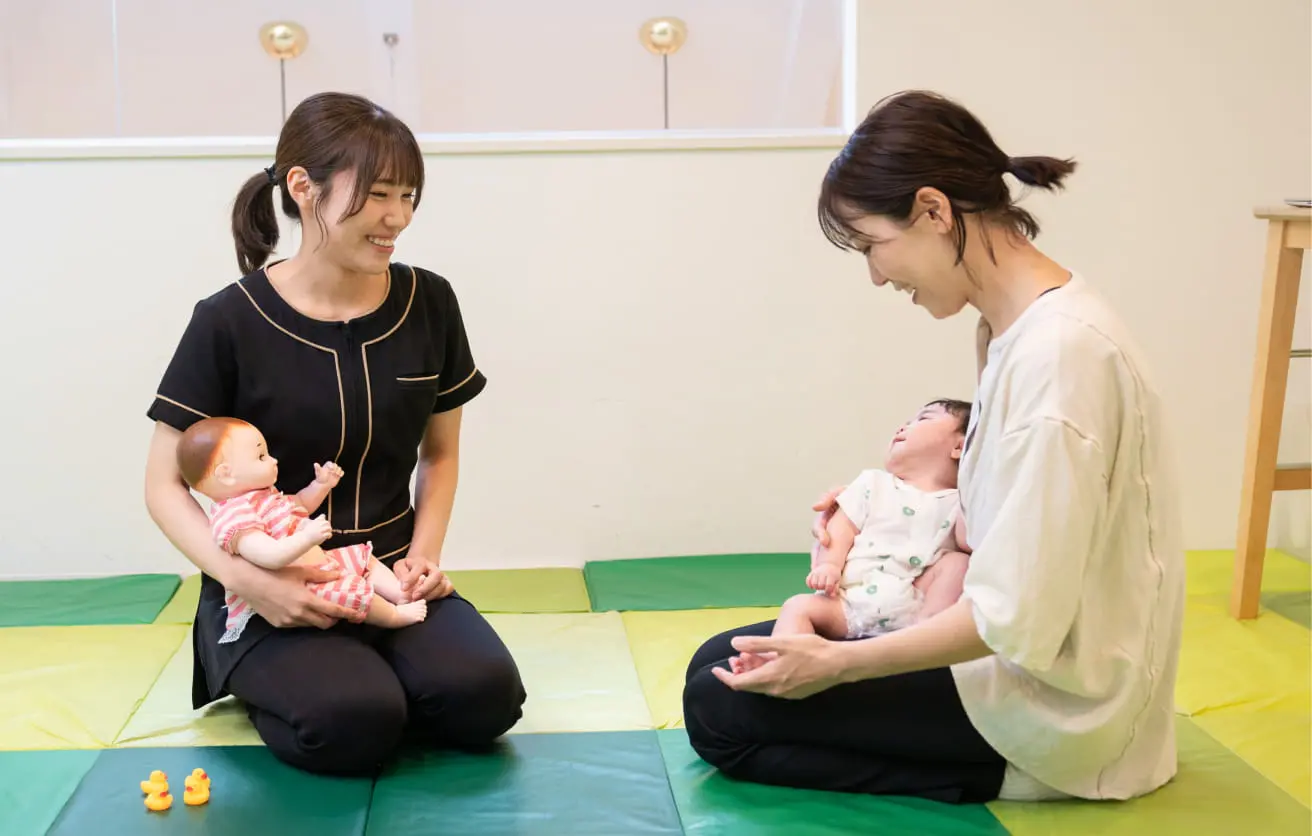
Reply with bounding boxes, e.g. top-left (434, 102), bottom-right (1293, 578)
top-left (263, 677), bottom-right (409, 775)
top-left (407, 650), bottom-right (526, 744)
top-left (682, 664), bottom-right (747, 765)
